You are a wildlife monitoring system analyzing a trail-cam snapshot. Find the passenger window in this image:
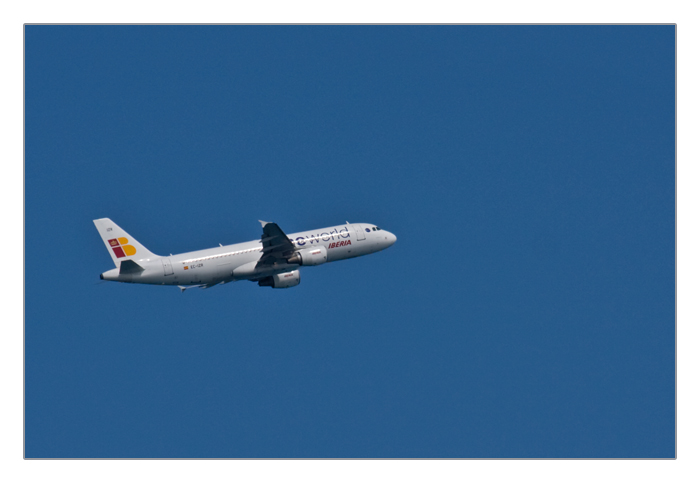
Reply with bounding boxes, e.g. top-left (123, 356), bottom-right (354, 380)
top-left (365, 228), bottom-right (370, 232)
